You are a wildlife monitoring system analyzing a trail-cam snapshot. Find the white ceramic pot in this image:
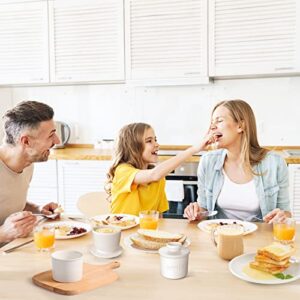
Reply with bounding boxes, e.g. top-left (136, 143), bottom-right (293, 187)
top-left (159, 242), bottom-right (190, 280)
top-left (51, 250), bottom-right (83, 283)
